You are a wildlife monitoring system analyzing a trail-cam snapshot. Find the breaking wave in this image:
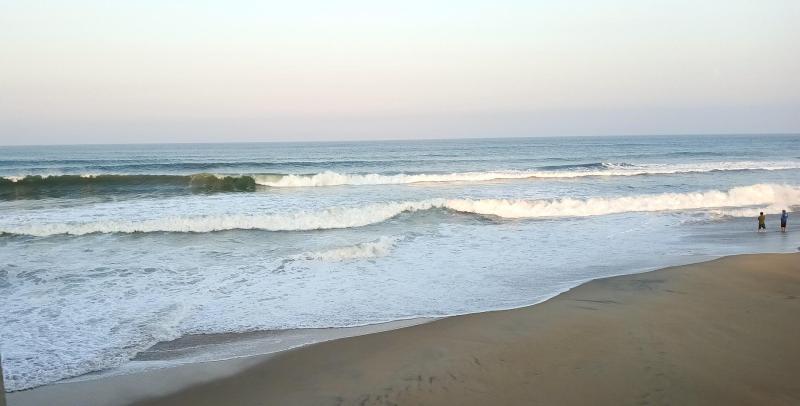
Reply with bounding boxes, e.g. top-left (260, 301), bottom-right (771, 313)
top-left (444, 185), bottom-right (798, 219)
top-left (2, 161), bottom-right (798, 197)
top-left (292, 236), bottom-right (402, 262)
top-left (3, 184), bottom-right (797, 237)
top-left (255, 161), bottom-right (800, 187)
top-left (0, 174), bottom-right (256, 199)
